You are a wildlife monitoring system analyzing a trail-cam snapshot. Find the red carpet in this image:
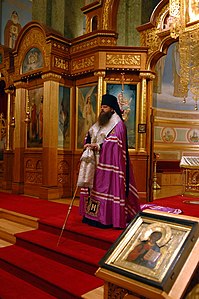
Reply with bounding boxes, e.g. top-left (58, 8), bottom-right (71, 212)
top-left (153, 194), bottom-right (199, 218)
top-left (0, 192), bottom-right (122, 299)
top-left (0, 191), bottom-right (198, 298)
